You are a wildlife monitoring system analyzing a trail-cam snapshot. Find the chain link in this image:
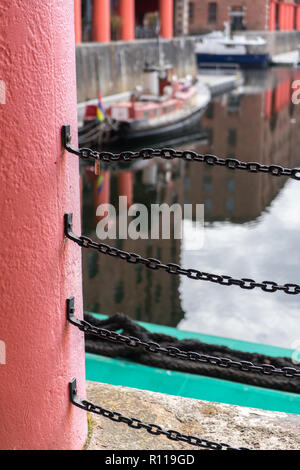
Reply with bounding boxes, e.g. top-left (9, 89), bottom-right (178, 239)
top-left (69, 377), bottom-right (249, 450)
top-left (67, 230), bottom-right (300, 297)
top-left (68, 144), bottom-right (300, 181)
top-left (77, 396), bottom-right (250, 450)
top-left (66, 304), bottom-right (300, 379)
